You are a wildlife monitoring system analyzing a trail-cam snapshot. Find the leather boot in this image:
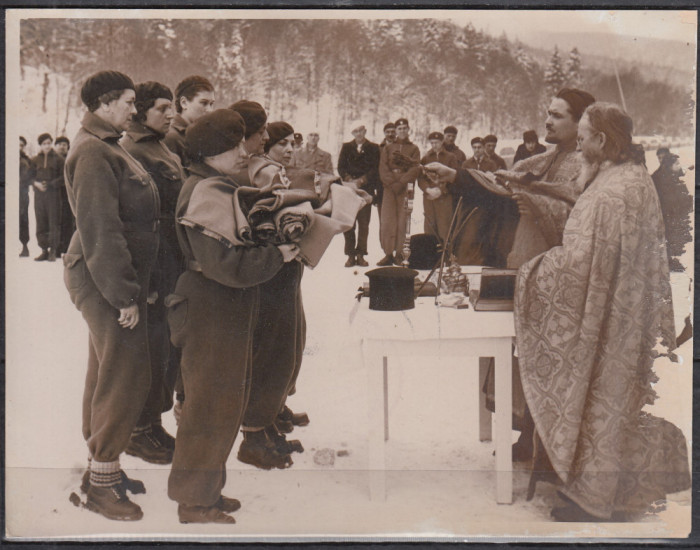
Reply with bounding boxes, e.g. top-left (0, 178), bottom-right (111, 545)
top-left (216, 495), bottom-right (241, 513)
top-left (19, 244), bottom-right (29, 257)
top-left (85, 483), bottom-right (143, 521)
top-left (125, 427), bottom-right (173, 464)
top-left (237, 429), bottom-right (293, 470)
top-left (376, 254), bottom-right (394, 266)
top-left (81, 469), bottom-right (146, 495)
top-left (151, 422), bottom-right (176, 451)
top-left (48, 248), bottom-right (57, 262)
top-left (178, 504), bottom-right (235, 524)
top-left (278, 405), bottom-right (310, 427)
top-left (345, 255), bottom-right (356, 267)
top-left (265, 424), bottom-right (304, 454)
top-left (34, 249), bottom-right (49, 261)
top-left (355, 255), bottom-right (369, 267)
